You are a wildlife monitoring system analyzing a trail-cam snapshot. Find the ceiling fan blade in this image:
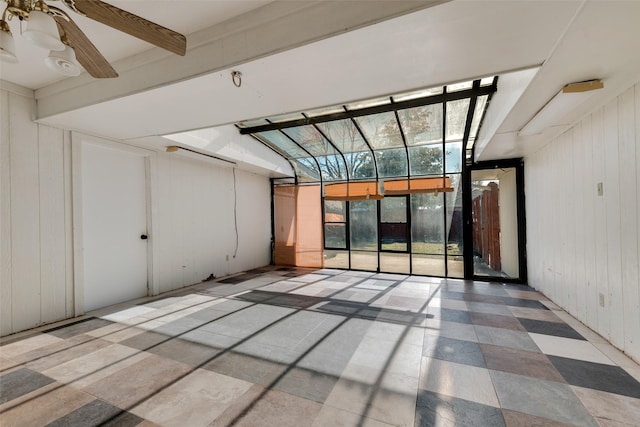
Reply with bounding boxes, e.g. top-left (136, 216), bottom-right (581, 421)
top-left (52, 11), bottom-right (118, 78)
top-left (70, 0), bottom-right (187, 56)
